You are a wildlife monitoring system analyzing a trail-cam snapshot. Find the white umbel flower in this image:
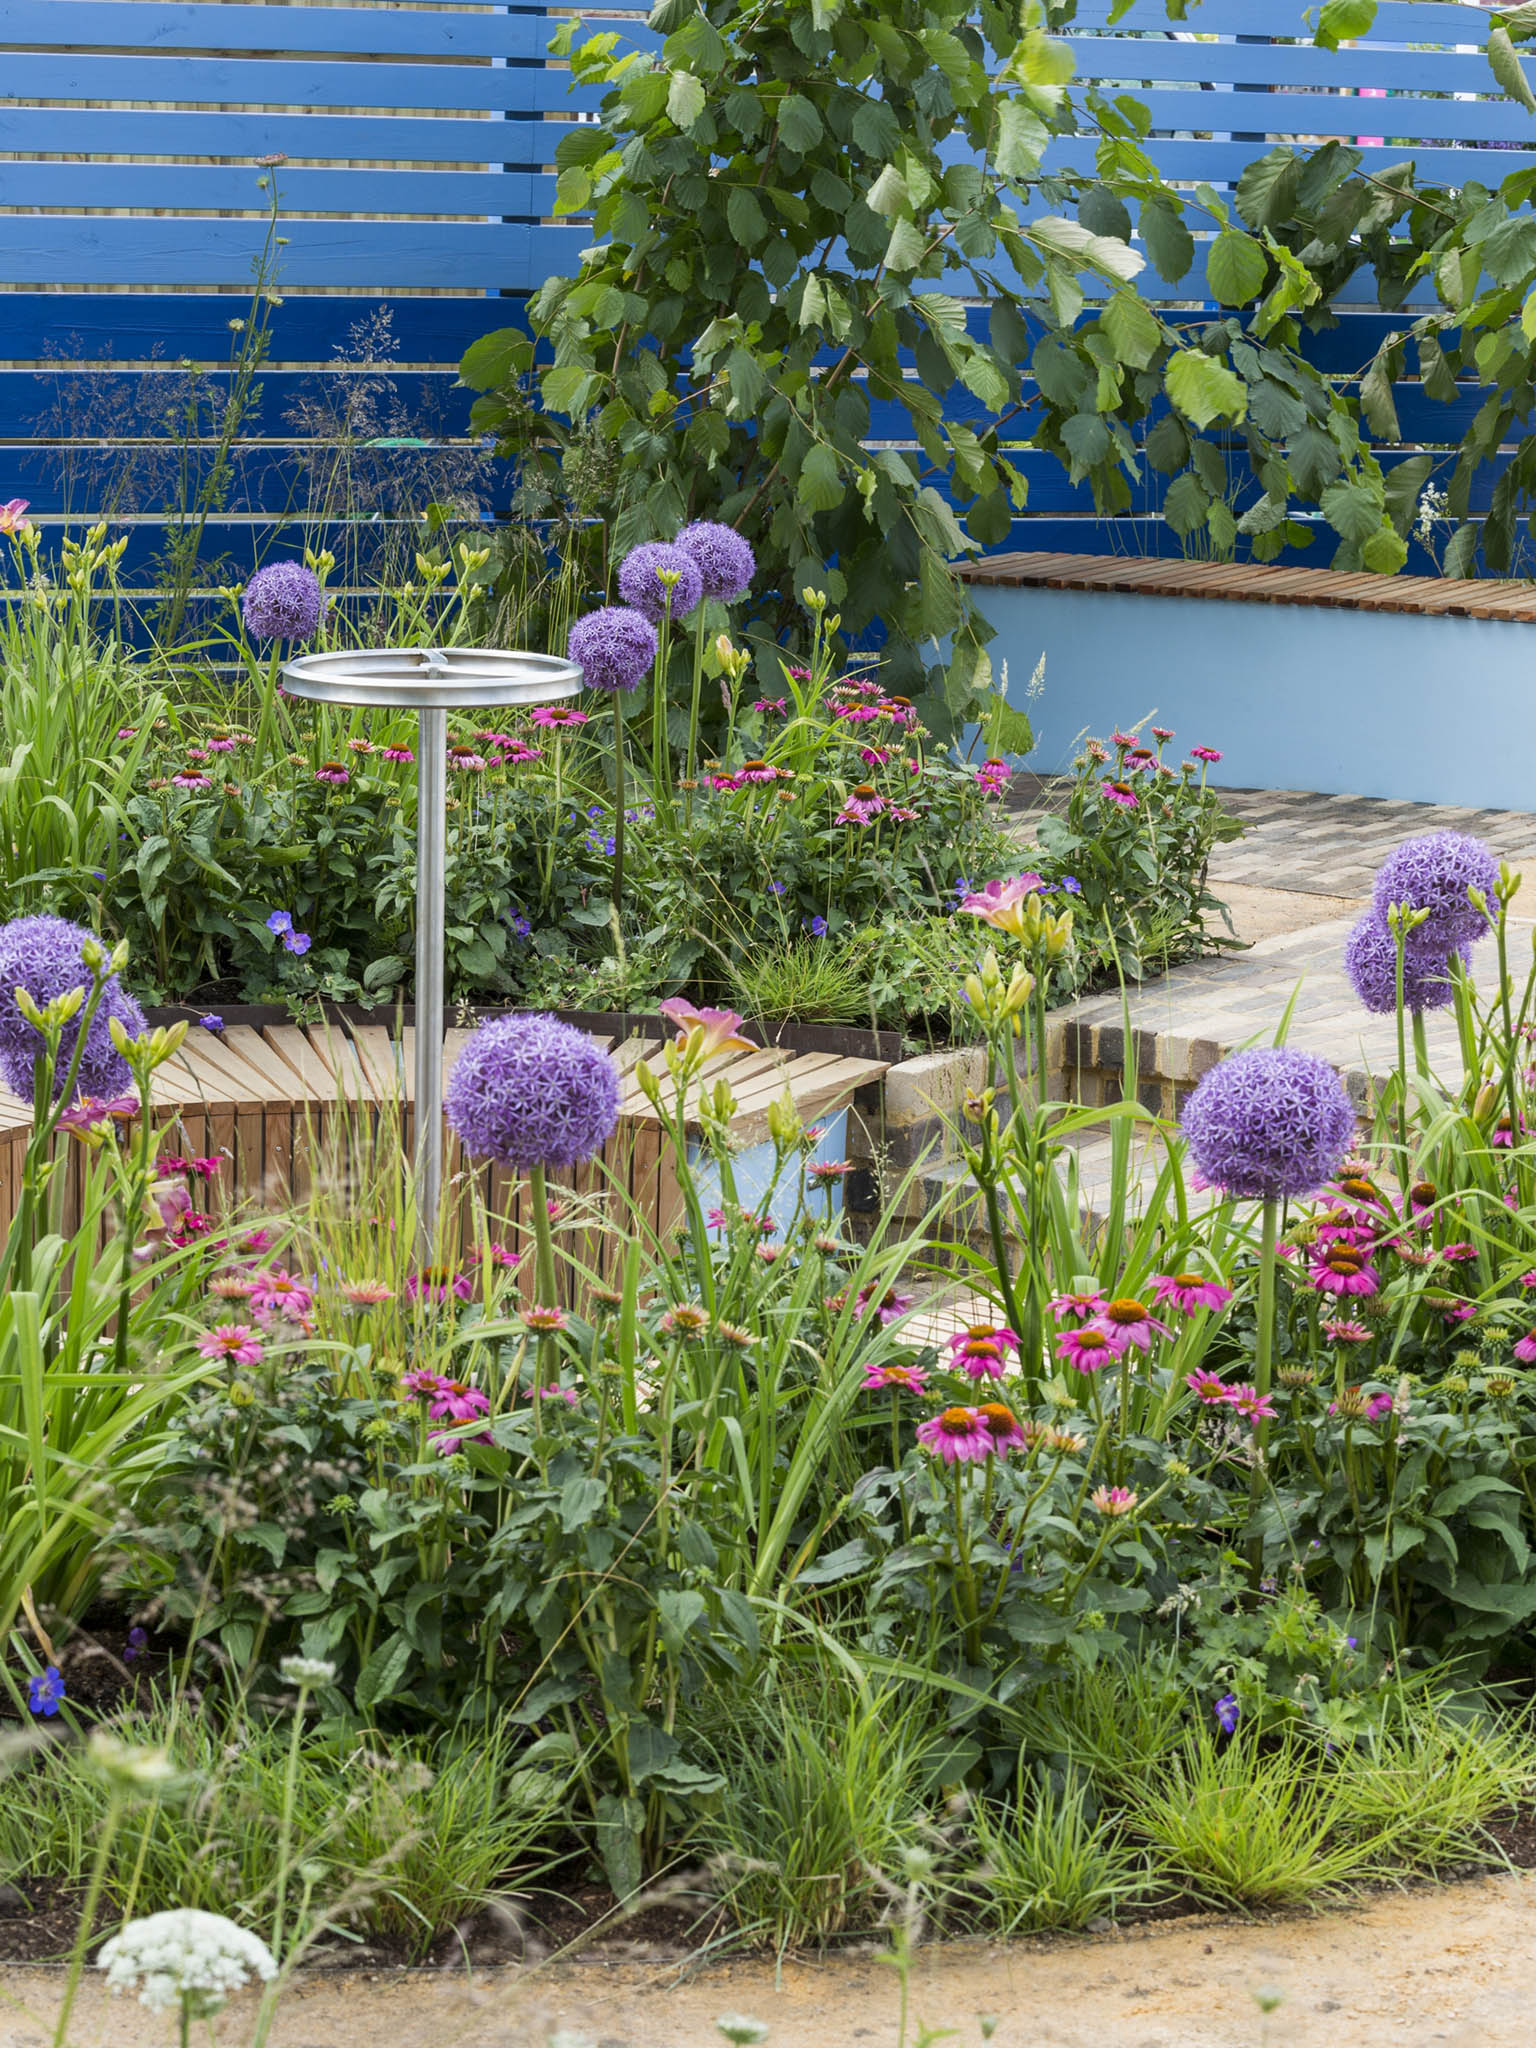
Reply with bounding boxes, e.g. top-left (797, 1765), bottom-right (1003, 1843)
top-left (97, 1908), bottom-right (277, 2015)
